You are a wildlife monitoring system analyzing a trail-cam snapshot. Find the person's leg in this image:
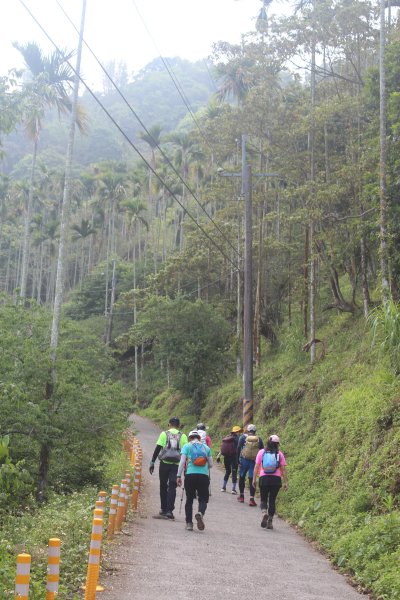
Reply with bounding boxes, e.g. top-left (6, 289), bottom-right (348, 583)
top-left (231, 459), bottom-right (238, 493)
top-left (184, 475), bottom-right (196, 524)
top-left (197, 474), bottom-right (210, 516)
top-left (158, 462), bottom-right (169, 513)
top-left (166, 463), bottom-right (178, 514)
top-left (259, 477), bottom-right (268, 512)
top-left (248, 461), bottom-right (257, 505)
top-left (222, 457), bottom-right (232, 490)
top-left (267, 479), bottom-right (282, 517)
top-left (238, 459), bottom-right (248, 499)
top-left (259, 476), bottom-right (271, 527)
